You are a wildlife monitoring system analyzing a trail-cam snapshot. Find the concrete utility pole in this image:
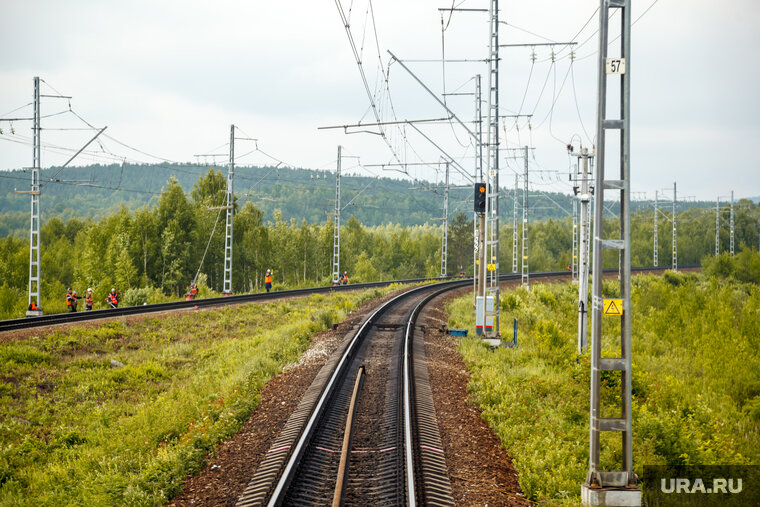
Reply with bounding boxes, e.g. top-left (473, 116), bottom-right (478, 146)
top-left (570, 146), bottom-right (592, 355)
top-left (331, 146), bottom-right (342, 285)
top-left (653, 191), bottom-right (658, 267)
top-left (440, 162), bottom-right (449, 277)
top-left (26, 77), bottom-right (42, 316)
top-left (521, 146), bottom-right (529, 288)
top-left (478, 0), bottom-right (501, 346)
top-left (222, 124), bottom-right (235, 295)
top-left (512, 173), bottom-right (519, 273)
top-left (672, 182), bottom-right (677, 272)
top-left (583, 0), bottom-right (639, 503)
top-left (715, 197), bottom-right (720, 256)
top-left (730, 190), bottom-right (735, 256)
